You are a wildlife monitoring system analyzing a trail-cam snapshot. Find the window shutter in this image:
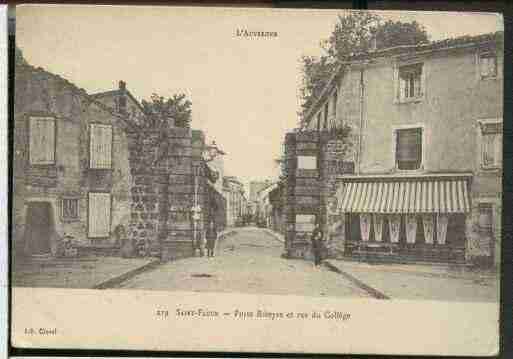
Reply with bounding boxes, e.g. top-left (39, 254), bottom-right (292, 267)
top-left (90, 124), bottom-right (112, 169)
top-left (496, 133), bottom-right (502, 166)
top-left (482, 133), bottom-right (495, 167)
top-left (30, 117), bottom-right (55, 164)
top-left (400, 77), bottom-right (407, 100)
top-left (397, 128), bottom-right (422, 163)
top-left (88, 193), bottom-right (111, 238)
top-left (393, 65), bottom-right (399, 102)
top-left (414, 75), bottom-right (422, 97)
